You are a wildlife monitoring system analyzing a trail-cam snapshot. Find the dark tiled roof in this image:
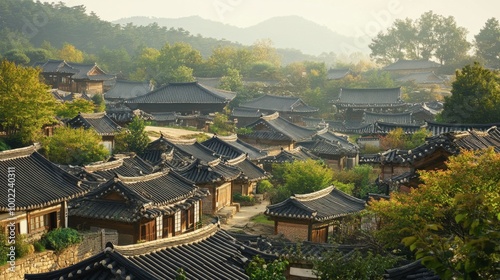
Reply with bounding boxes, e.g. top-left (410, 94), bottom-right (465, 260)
top-left (34, 59), bottom-right (78, 74)
top-left (231, 107), bottom-right (266, 118)
top-left (125, 82), bottom-right (235, 104)
top-left (379, 127), bottom-right (500, 164)
top-left (383, 59), bottom-right (441, 71)
top-left (314, 131), bottom-right (359, 153)
top-left (26, 225), bottom-right (277, 280)
top-left (227, 155), bottom-right (268, 182)
top-left (262, 147), bottom-right (319, 163)
top-left (240, 113), bottom-right (318, 142)
top-left (327, 68), bottom-right (352, 80)
top-left (426, 121), bottom-right (500, 136)
top-left (364, 111), bottom-right (413, 125)
top-left (106, 105), bottom-right (154, 124)
top-left (165, 138), bottom-right (220, 163)
top-left (384, 260), bottom-right (439, 280)
top-left (335, 87), bottom-right (403, 107)
top-left (82, 154), bottom-right (155, 181)
top-left (35, 60), bottom-right (115, 81)
top-left (240, 94), bottom-right (318, 113)
top-left (70, 170), bottom-right (205, 222)
top-left (104, 80), bottom-right (153, 100)
top-left (0, 146), bottom-right (89, 211)
top-left (61, 92), bottom-right (92, 102)
top-left (396, 72), bottom-right (444, 84)
top-left (150, 112), bottom-right (178, 121)
top-left (298, 139), bottom-right (356, 157)
top-left (173, 158), bottom-right (241, 184)
top-left (265, 186), bottom-right (366, 221)
top-left (66, 112), bottom-right (121, 136)
top-left (202, 135), bottom-right (268, 160)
